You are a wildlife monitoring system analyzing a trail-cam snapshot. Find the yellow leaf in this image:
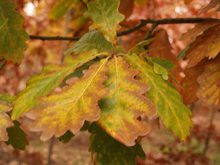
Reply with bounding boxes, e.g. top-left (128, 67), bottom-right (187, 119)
top-left (12, 53), bottom-right (101, 120)
top-left (29, 58), bottom-right (108, 140)
top-left (98, 56), bottom-right (156, 146)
